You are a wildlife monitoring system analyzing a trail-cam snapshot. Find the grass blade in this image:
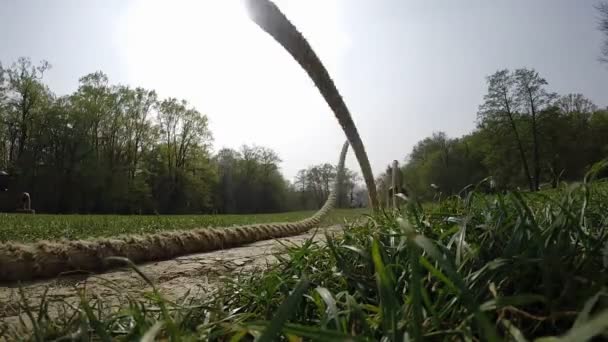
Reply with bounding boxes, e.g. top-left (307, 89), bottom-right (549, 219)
top-left (539, 308), bottom-right (608, 342)
top-left (315, 287), bottom-right (339, 327)
top-left (411, 234), bottom-right (500, 342)
top-left (141, 321), bottom-right (164, 342)
top-left (371, 238), bottom-right (401, 341)
top-left (257, 277), bottom-right (311, 342)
